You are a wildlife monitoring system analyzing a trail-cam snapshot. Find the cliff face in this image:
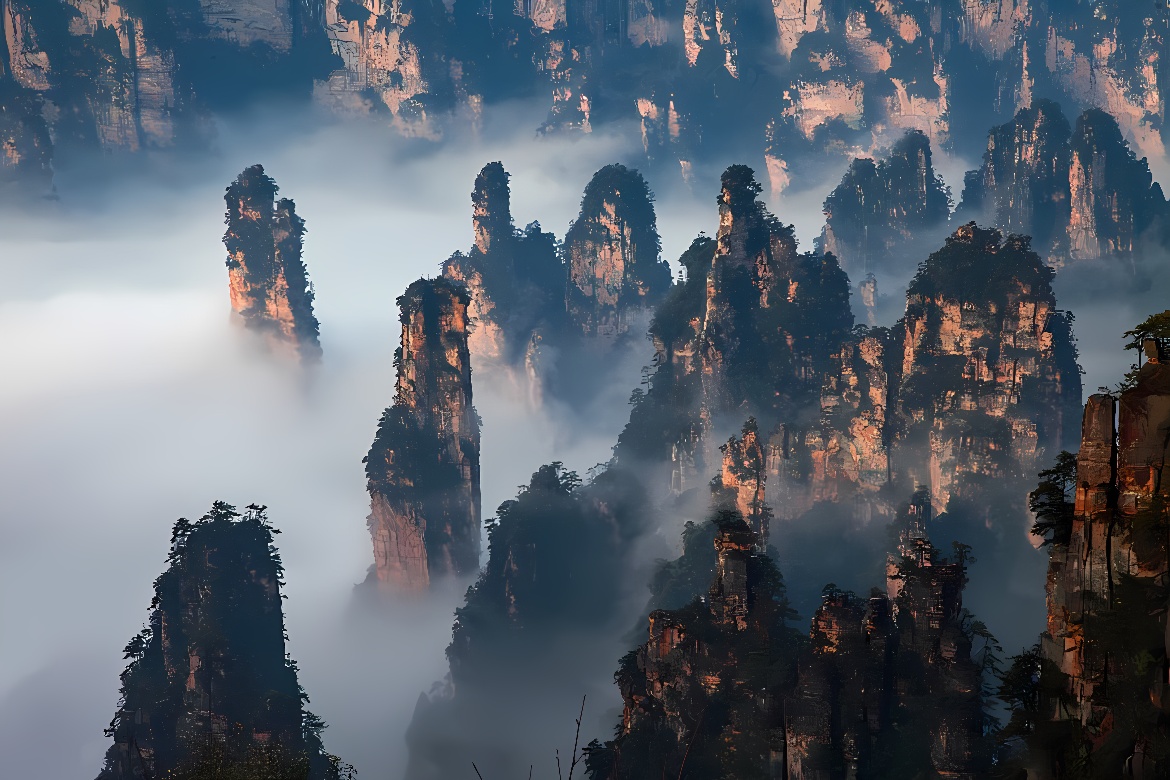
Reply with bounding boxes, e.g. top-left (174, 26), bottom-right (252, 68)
top-left (364, 277), bottom-right (480, 591)
top-left (1037, 344), bottom-right (1170, 774)
top-left (441, 161), bottom-right (562, 375)
top-left (960, 100), bottom-right (1168, 264)
top-left (0, 0), bottom-right (334, 190)
top-left (591, 496), bottom-right (990, 778)
top-left (896, 223), bottom-right (1081, 508)
top-left (565, 164), bottom-right (670, 339)
top-left (699, 165), bottom-right (853, 417)
top-left (223, 164), bottom-right (322, 362)
top-left (318, 0), bottom-right (455, 136)
top-left (588, 511), bottom-right (799, 779)
top-left (95, 502), bottom-right (342, 780)
top-left (819, 130), bottom-right (951, 292)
